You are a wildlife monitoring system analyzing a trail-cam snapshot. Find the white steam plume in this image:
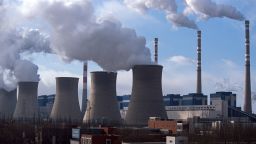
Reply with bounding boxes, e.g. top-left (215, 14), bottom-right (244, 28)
top-left (14, 60), bottom-right (40, 82)
top-left (0, 26), bottom-right (49, 90)
top-left (124, 0), bottom-right (198, 29)
top-left (21, 0), bottom-right (152, 71)
top-left (184, 0), bottom-right (245, 20)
